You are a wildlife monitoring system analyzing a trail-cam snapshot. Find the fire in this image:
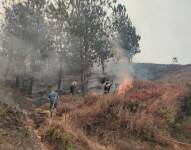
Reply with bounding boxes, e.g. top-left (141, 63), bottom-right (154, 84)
top-left (88, 91), bottom-right (99, 96)
top-left (91, 91), bottom-right (98, 96)
top-left (118, 79), bottom-right (132, 94)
